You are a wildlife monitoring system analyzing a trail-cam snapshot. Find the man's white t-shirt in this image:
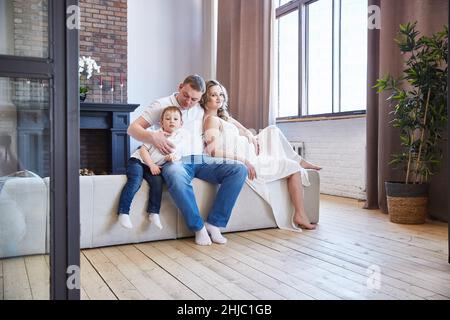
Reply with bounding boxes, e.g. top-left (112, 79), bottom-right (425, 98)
top-left (141, 93), bottom-right (204, 156)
